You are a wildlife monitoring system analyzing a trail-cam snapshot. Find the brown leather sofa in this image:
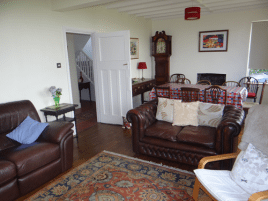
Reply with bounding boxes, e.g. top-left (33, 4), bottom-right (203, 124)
top-left (0, 100), bottom-right (74, 201)
top-left (127, 99), bottom-right (245, 169)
